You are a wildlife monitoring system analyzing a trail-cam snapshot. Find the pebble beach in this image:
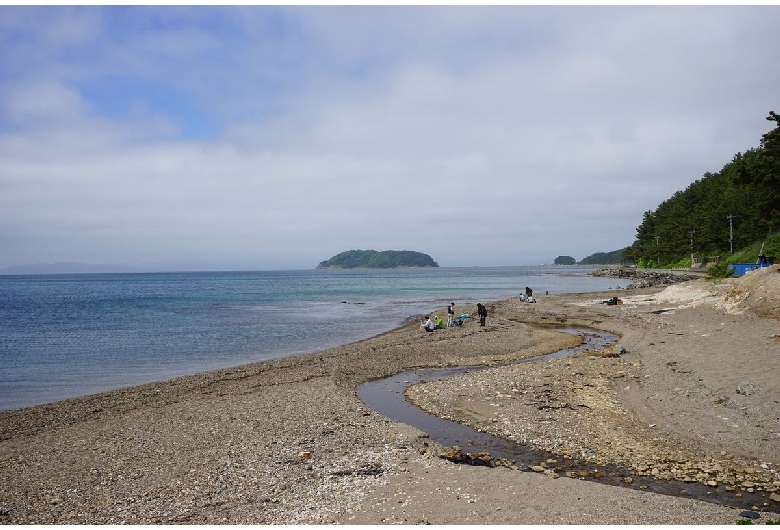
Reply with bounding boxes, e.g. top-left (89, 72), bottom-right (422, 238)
top-left (1, 266), bottom-right (779, 524)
